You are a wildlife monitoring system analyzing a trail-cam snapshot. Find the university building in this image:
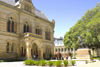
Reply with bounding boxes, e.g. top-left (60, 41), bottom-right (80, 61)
top-left (0, 0), bottom-right (55, 59)
top-left (54, 37), bottom-right (77, 59)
